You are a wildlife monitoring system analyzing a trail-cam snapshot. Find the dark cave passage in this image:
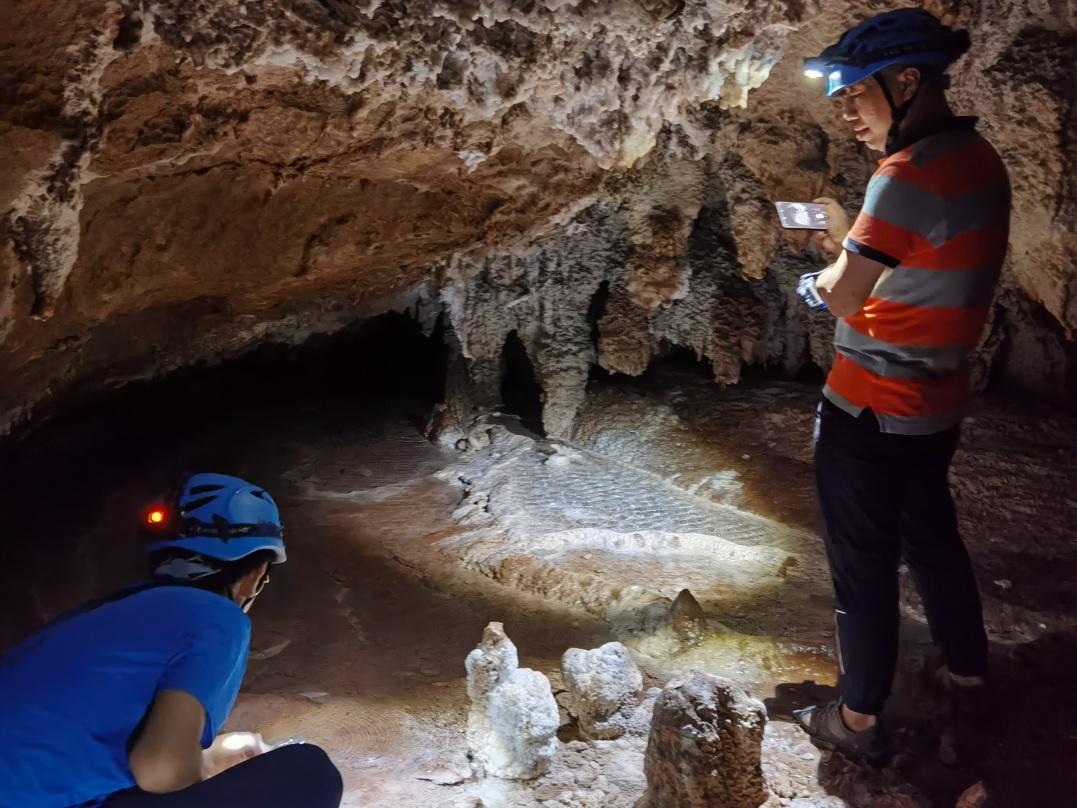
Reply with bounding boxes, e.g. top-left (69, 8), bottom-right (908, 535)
top-left (499, 330), bottom-right (545, 436)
